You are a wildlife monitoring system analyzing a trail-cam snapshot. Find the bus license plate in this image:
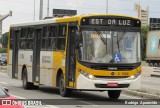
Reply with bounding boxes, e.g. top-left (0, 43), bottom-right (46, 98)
top-left (107, 82), bottom-right (118, 87)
